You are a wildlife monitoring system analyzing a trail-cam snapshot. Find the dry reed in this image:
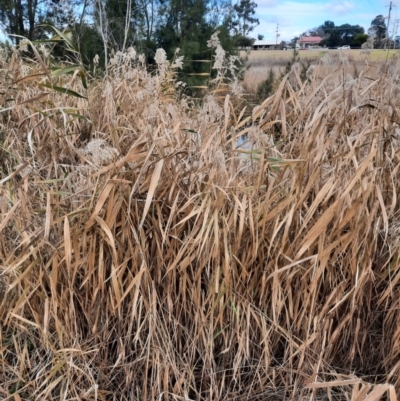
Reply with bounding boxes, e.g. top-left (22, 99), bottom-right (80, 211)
top-left (0, 38), bottom-right (399, 400)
